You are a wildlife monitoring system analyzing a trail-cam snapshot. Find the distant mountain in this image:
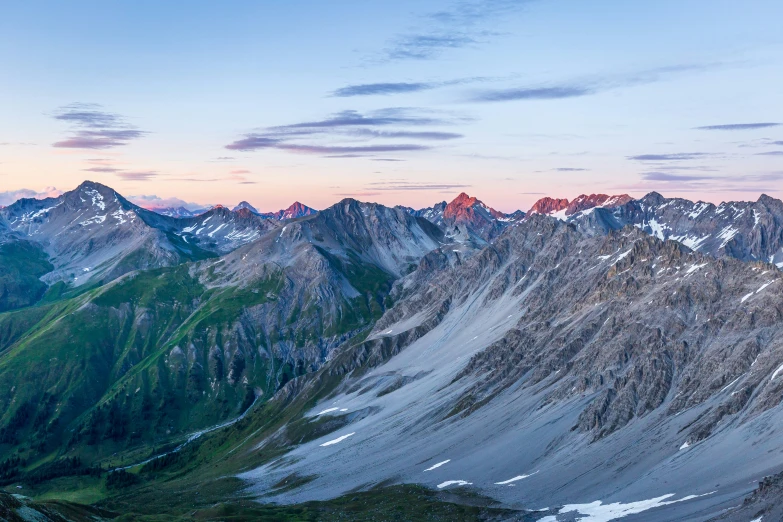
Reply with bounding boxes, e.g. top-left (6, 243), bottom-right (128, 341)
top-left (527, 193), bottom-right (632, 218)
top-left (232, 201), bottom-right (259, 214)
top-left (151, 206), bottom-right (208, 218)
top-left (229, 200), bottom-right (317, 220)
top-left (0, 181), bottom-right (283, 292)
top-left (402, 192), bottom-right (524, 243)
top-left (0, 181), bottom-right (216, 288)
top-left (0, 196), bottom-right (445, 477)
top-left (148, 204), bottom-right (280, 254)
top-left (538, 192), bottom-right (783, 265)
top-left (260, 201), bottom-right (318, 221)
